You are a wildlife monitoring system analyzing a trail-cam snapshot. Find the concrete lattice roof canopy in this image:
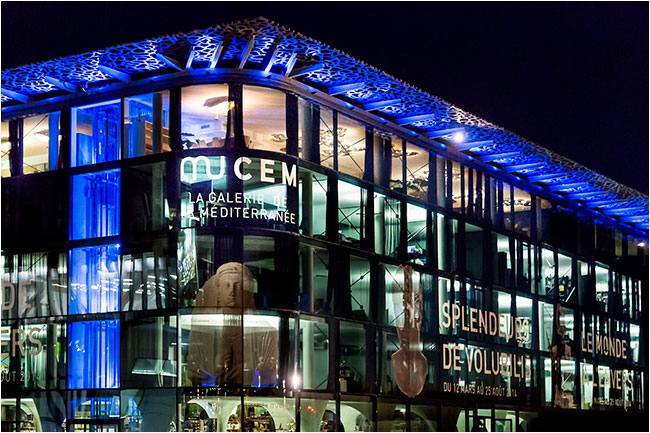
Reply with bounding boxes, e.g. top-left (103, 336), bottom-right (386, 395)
top-left (2, 17), bottom-right (647, 238)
